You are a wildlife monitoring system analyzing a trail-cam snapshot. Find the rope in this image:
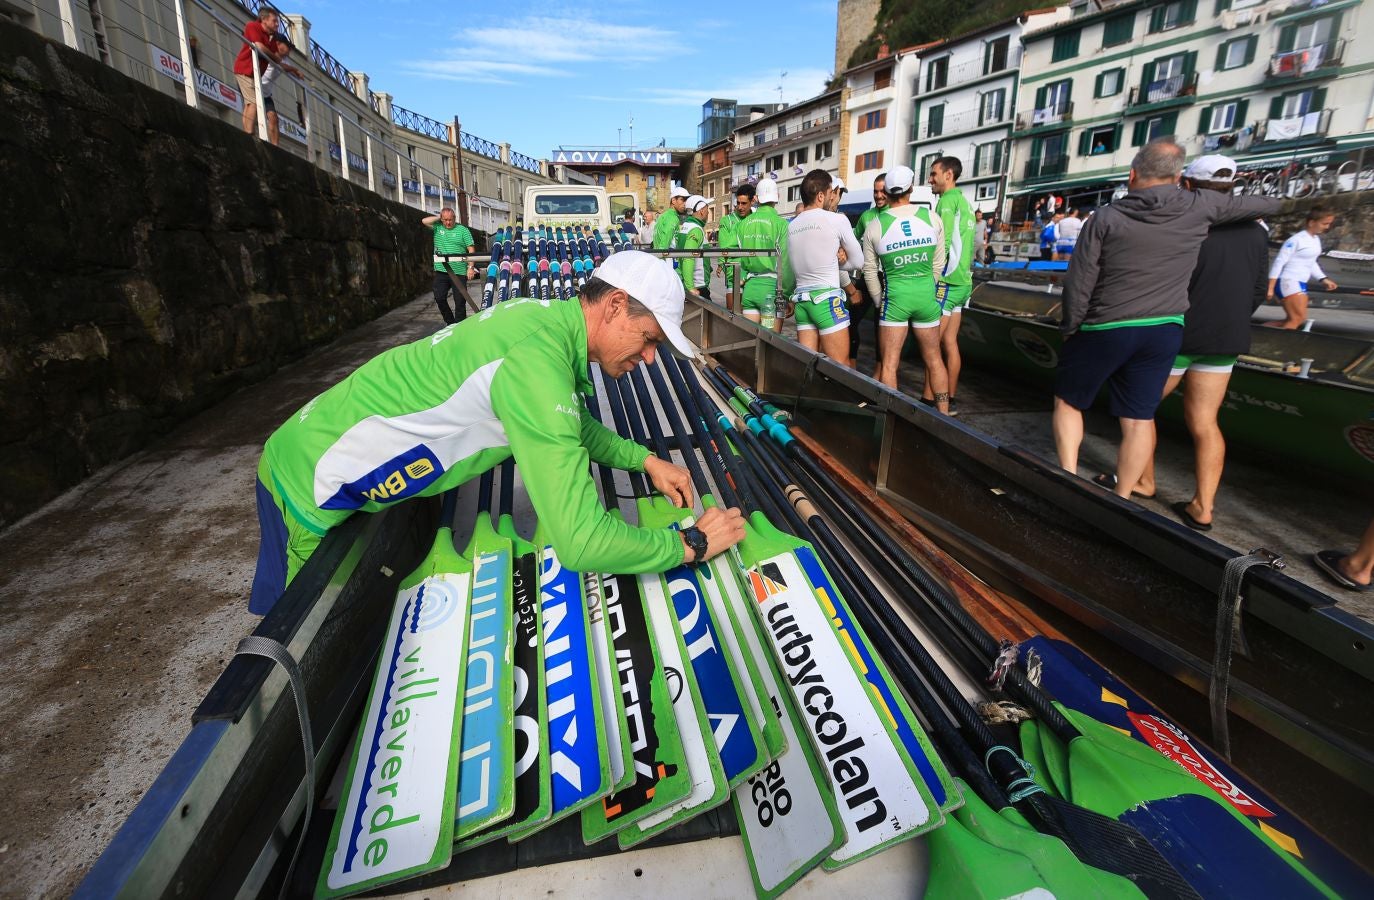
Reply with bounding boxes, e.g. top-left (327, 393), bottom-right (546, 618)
top-left (789, 354), bottom-right (820, 420)
top-left (986, 744), bottom-right (1044, 802)
top-left (235, 636), bottom-right (316, 900)
top-left (988, 638), bottom-right (1019, 691)
top-left (1210, 549), bottom-right (1284, 759)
